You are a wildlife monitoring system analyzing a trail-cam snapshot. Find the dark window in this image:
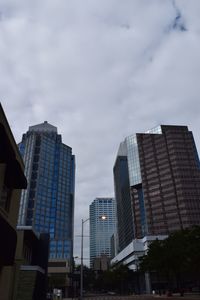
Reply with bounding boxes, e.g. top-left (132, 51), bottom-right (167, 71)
top-left (33, 155), bottom-right (39, 163)
top-left (0, 184), bottom-right (12, 212)
top-left (29, 190), bottom-right (35, 198)
top-left (30, 181), bottom-right (36, 189)
top-left (33, 163), bottom-right (38, 171)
